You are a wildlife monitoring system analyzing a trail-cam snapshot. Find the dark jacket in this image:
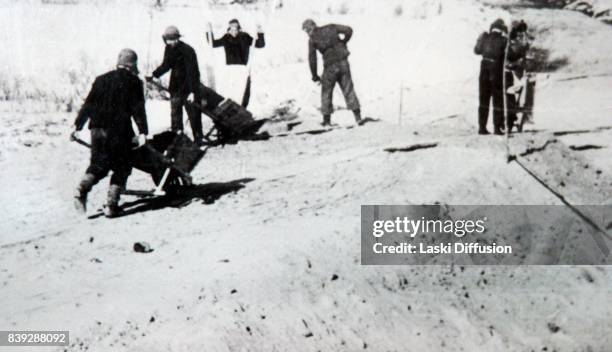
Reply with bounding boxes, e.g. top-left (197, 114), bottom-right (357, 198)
top-left (152, 41), bottom-right (200, 96)
top-left (474, 30), bottom-right (507, 63)
top-left (308, 24), bottom-right (353, 76)
top-left (74, 68), bottom-right (148, 138)
top-left (507, 38), bottom-right (530, 72)
top-left (212, 32), bottom-right (265, 65)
